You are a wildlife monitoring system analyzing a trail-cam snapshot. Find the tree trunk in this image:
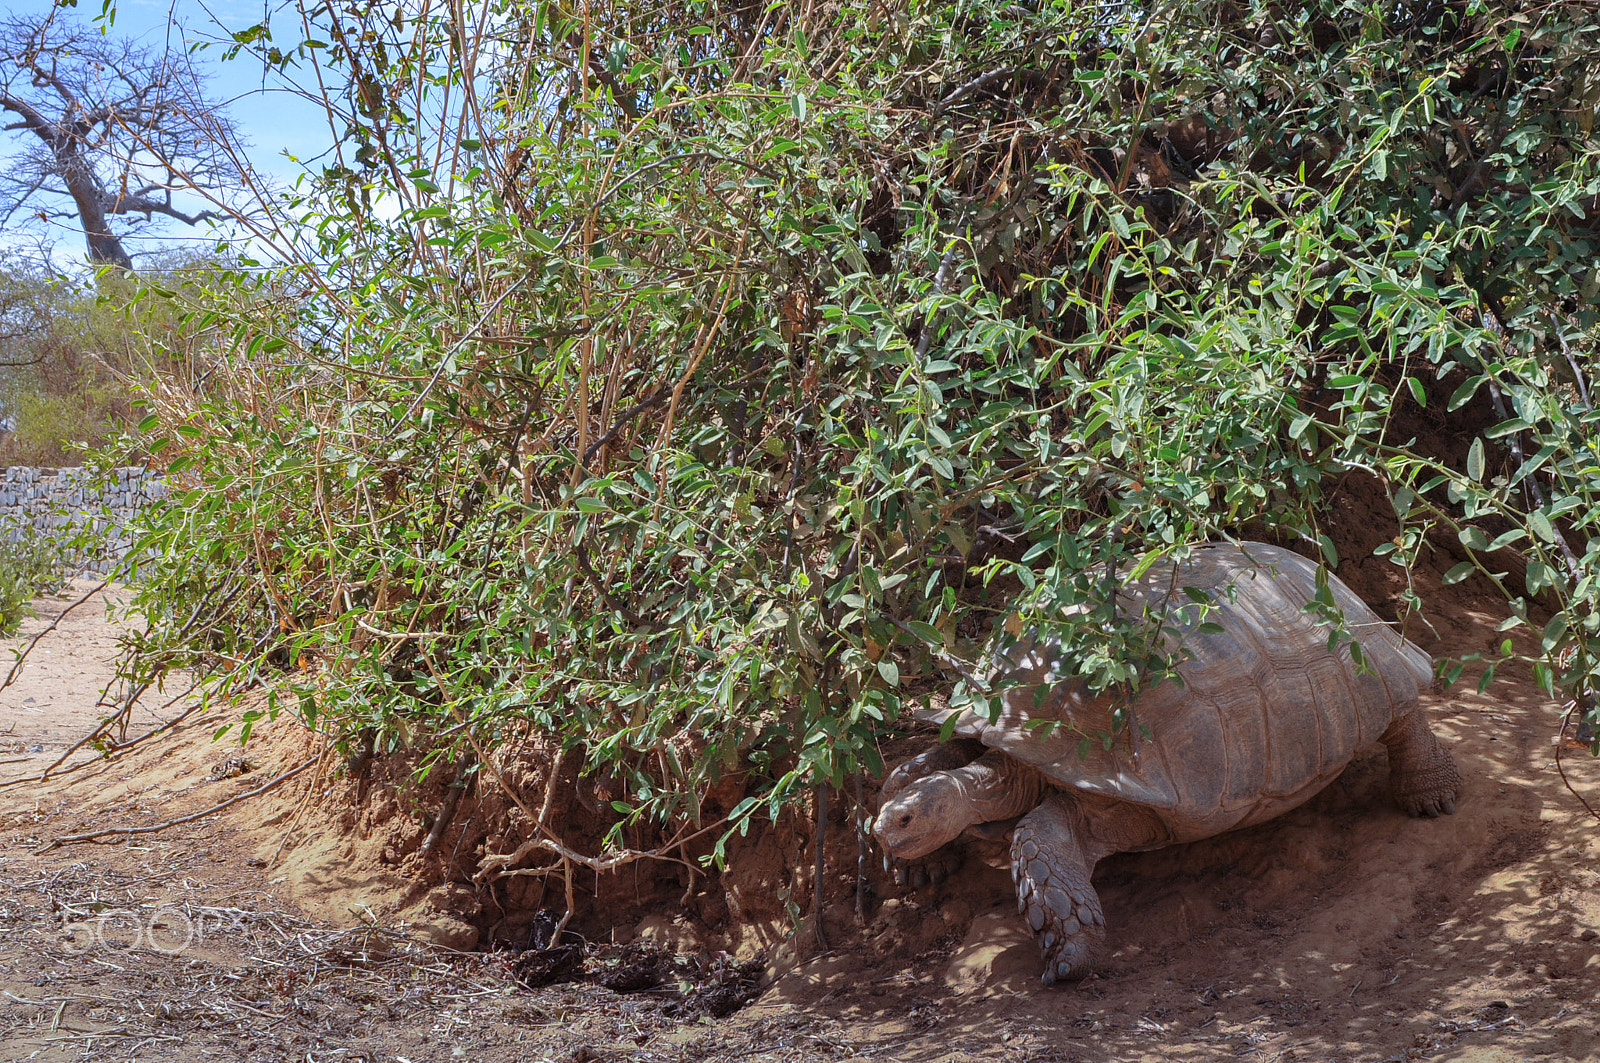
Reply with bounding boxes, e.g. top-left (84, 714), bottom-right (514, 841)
top-left (56, 136), bottom-right (133, 270)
